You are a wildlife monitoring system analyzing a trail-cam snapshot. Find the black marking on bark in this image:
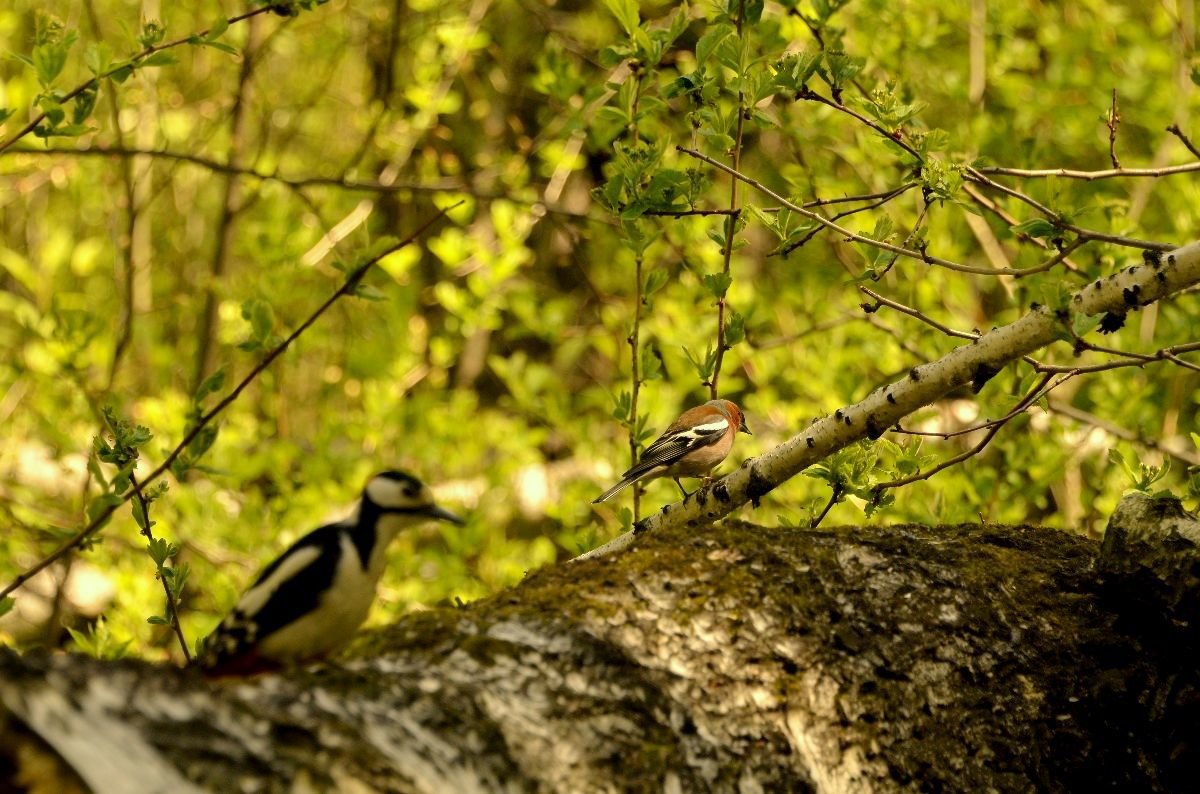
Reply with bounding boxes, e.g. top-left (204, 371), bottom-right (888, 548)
top-left (865, 416), bottom-right (884, 440)
top-left (1168, 254), bottom-right (1176, 265)
top-left (971, 362), bottom-right (1001, 393)
top-left (746, 466), bottom-right (773, 508)
top-left (843, 414), bottom-right (853, 426)
top-left (1156, 270), bottom-right (1167, 284)
top-left (886, 392), bottom-right (896, 404)
top-left (1143, 250), bottom-right (1162, 267)
top-left (909, 368), bottom-right (920, 382)
top-left (713, 482), bottom-right (731, 502)
top-left (1122, 285), bottom-right (1141, 307)
top-left (806, 437), bottom-right (814, 448)
top-left (834, 409), bottom-right (843, 421)
top-left (1030, 301), bottom-right (1042, 311)
top-left (1098, 312), bottom-right (1126, 334)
